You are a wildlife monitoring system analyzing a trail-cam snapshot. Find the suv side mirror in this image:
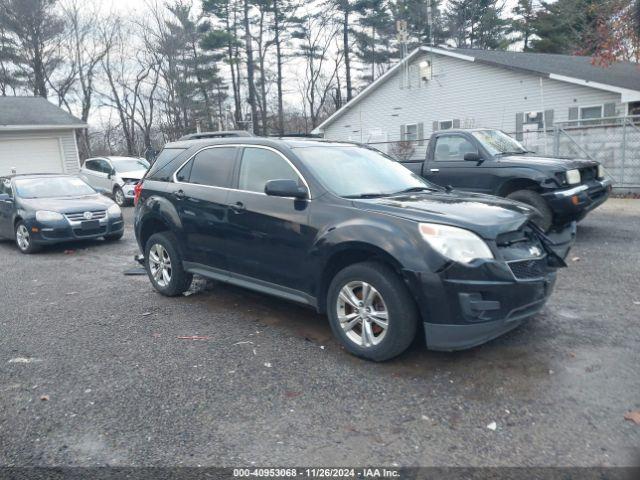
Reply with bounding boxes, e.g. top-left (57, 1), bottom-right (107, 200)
top-left (464, 152), bottom-right (482, 162)
top-left (265, 179), bottom-right (308, 199)
top-left (0, 193), bottom-right (12, 202)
